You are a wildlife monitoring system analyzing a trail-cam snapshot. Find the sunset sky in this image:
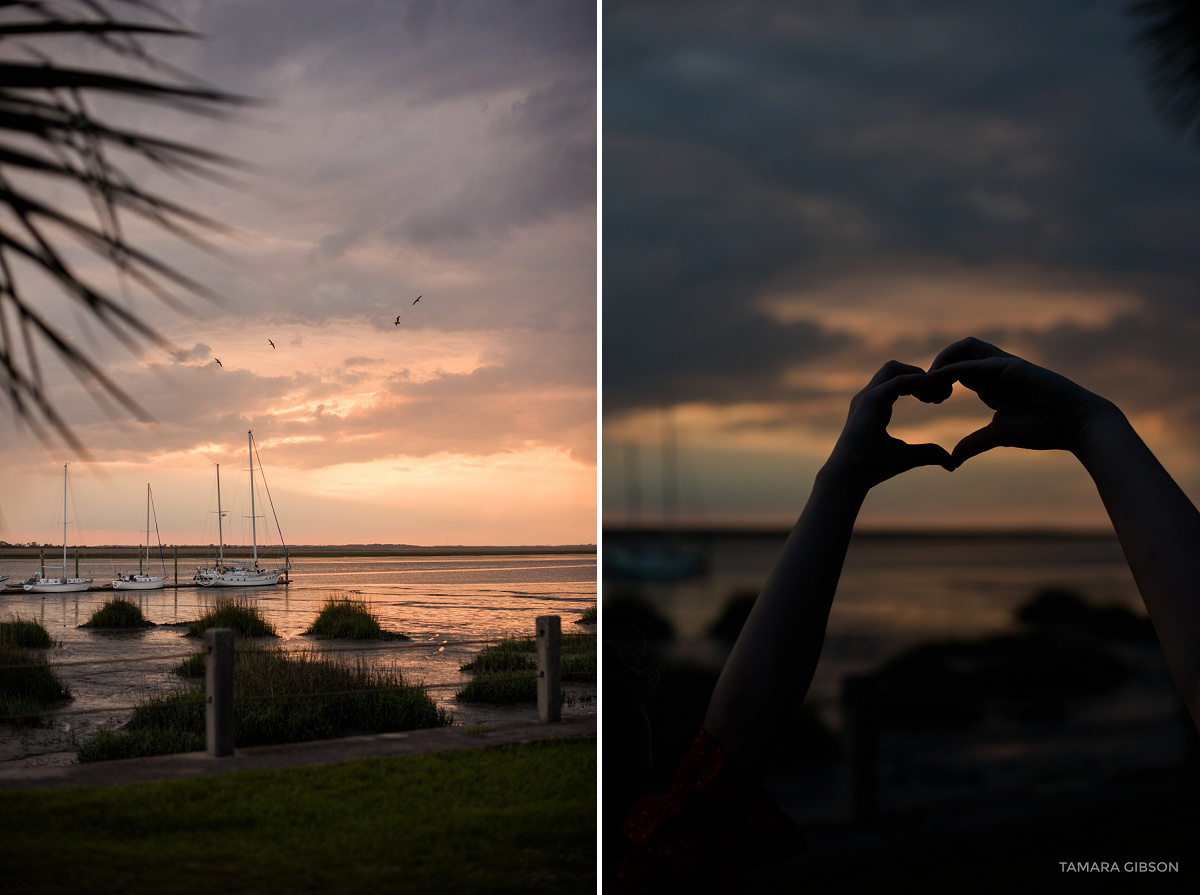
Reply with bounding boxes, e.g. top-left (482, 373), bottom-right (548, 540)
top-left (0, 1), bottom-right (596, 547)
top-left (603, 0), bottom-right (1200, 531)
